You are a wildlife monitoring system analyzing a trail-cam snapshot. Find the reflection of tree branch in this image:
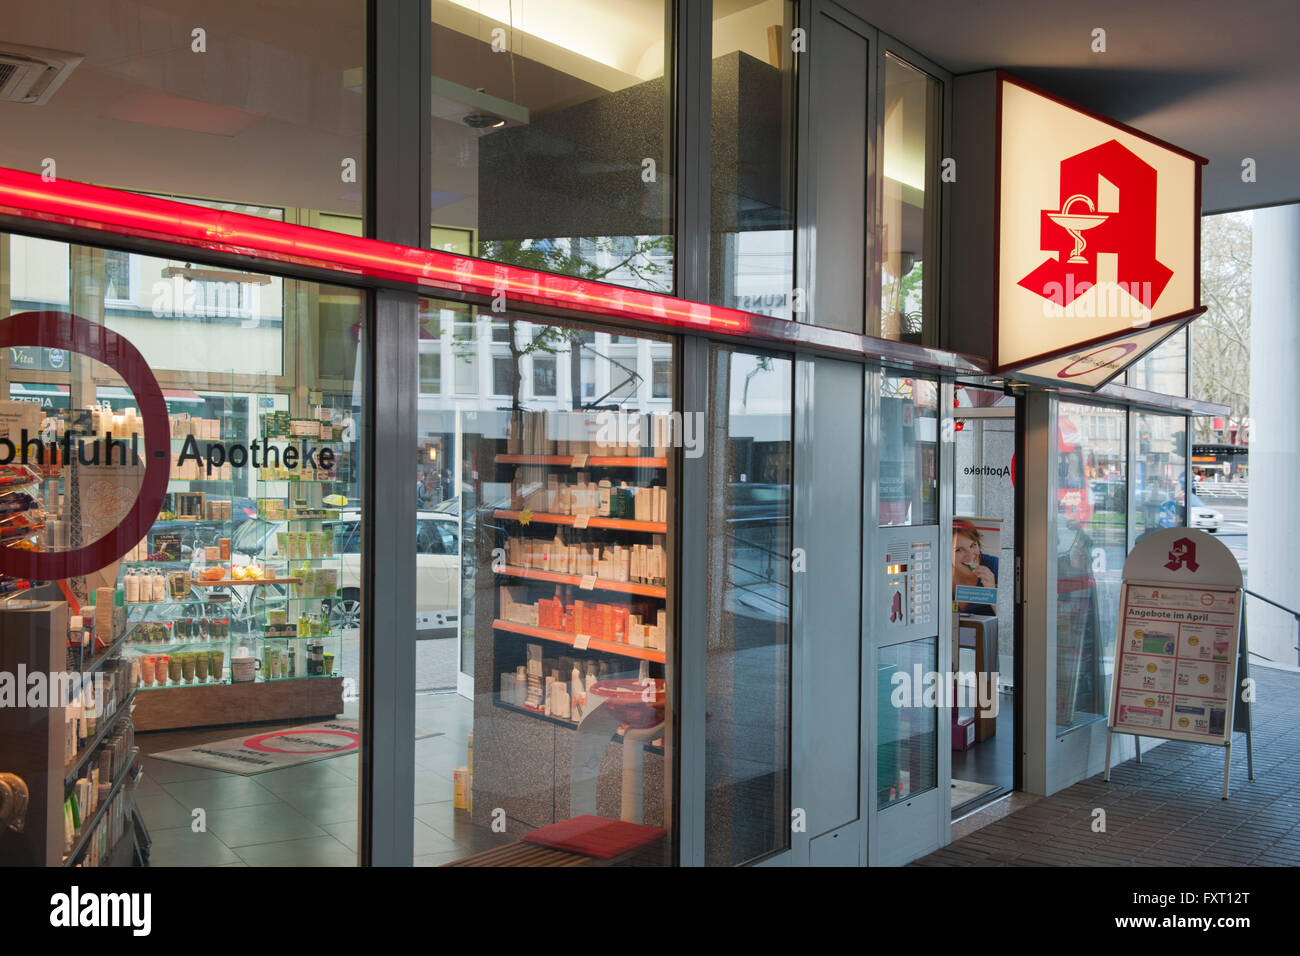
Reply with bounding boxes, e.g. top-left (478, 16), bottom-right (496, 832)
top-left (1192, 211), bottom-right (1252, 422)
